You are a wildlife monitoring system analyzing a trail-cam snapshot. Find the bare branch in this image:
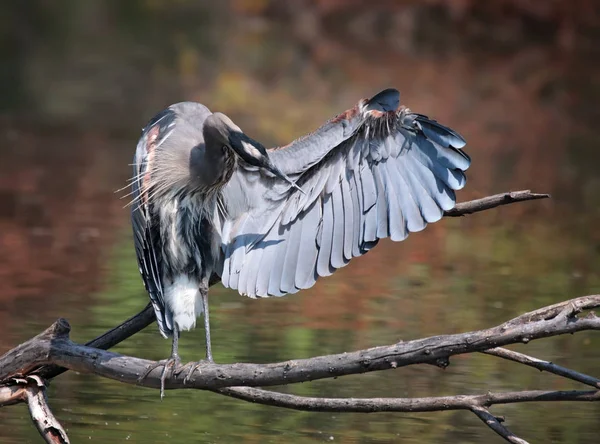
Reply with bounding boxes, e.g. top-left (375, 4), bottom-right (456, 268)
top-left (0, 319), bottom-right (71, 381)
top-left (482, 347), bottom-right (600, 388)
top-left (1, 376), bottom-right (69, 443)
top-left (213, 386), bottom-right (599, 412)
top-left (35, 303), bottom-right (156, 381)
top-left (505, 295), bottom-right (599, 326)
top-left (24, 376), bottom-right (70, 444)
top-left (444, 190), bottom-right (549, 217)
top-left (1, 296), bottom-right (598, 392)
top-left (470, 406), bottom-right (529, 444)
top-left (0, 384), bottom-right (27, 407)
